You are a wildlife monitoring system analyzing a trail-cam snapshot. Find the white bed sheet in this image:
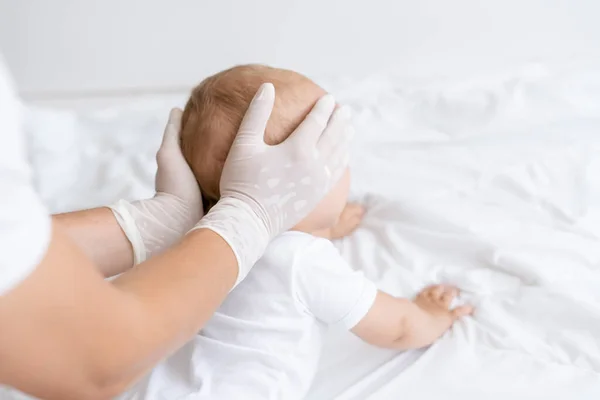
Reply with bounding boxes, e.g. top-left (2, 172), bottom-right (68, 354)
top-left (5, 64), bottom-right (600, 399)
